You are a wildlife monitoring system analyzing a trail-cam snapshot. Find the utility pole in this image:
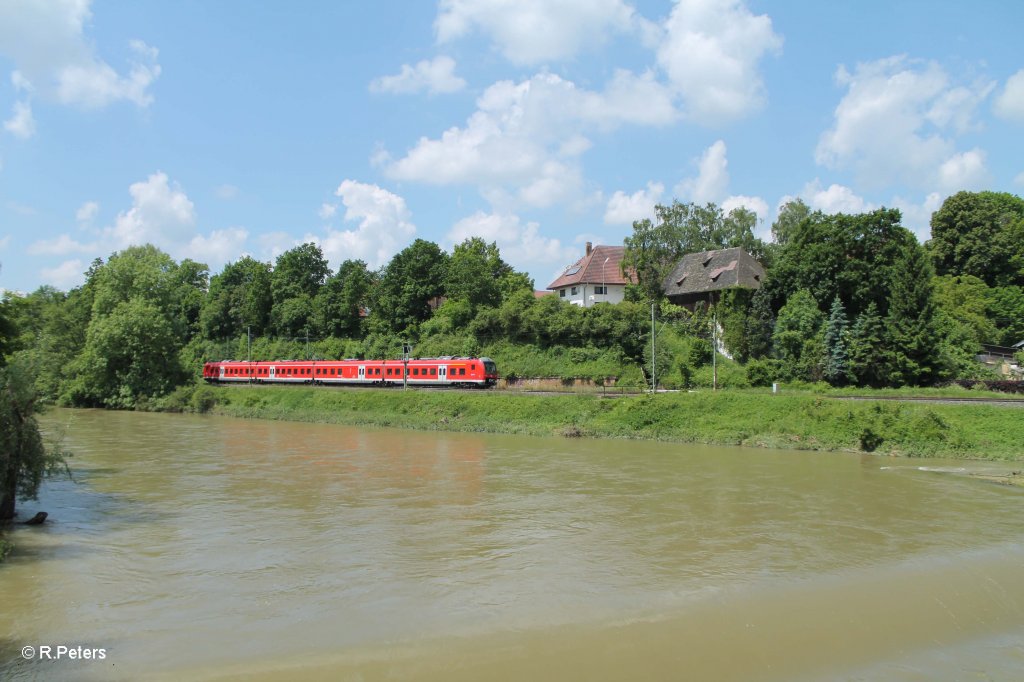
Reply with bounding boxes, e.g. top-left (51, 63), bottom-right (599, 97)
top-left (403, 342), bottom-right (411, 390)
top-left (712, 297), bottom-right (718, 391)
top-left (651, 302), bottom-right (656, 393)
top-left (247, 325), bottom-right (251, 364)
